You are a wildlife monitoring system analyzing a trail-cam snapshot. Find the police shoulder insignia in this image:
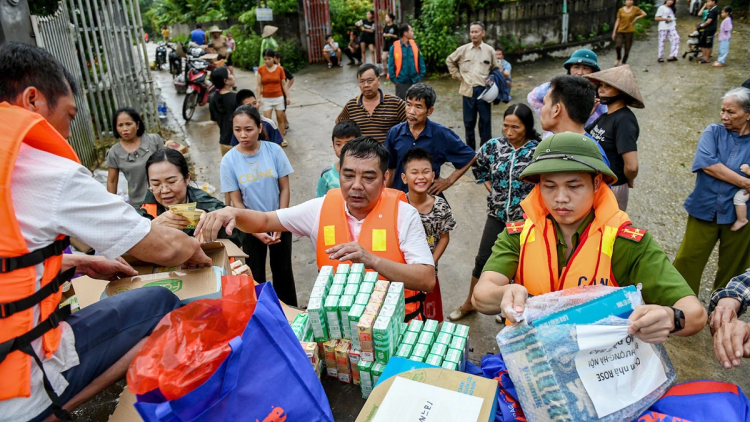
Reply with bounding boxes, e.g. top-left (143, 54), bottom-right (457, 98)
top-left (618, 225), bottom-right (647, 242)
top-left (506, 221), bottom-right (525, 234)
